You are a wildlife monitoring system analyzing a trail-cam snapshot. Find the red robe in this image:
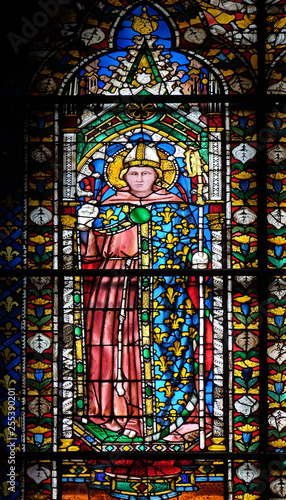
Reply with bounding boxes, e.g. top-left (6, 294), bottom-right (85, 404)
top-left (82, 187), bottom-right (182, 436)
